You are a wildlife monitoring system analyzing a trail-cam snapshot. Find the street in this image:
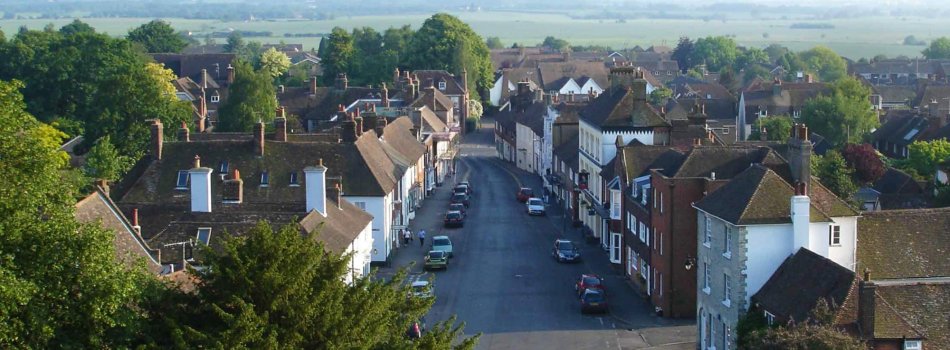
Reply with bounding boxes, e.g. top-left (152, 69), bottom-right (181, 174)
top-left (379, 120), bottom-right (696, 350)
